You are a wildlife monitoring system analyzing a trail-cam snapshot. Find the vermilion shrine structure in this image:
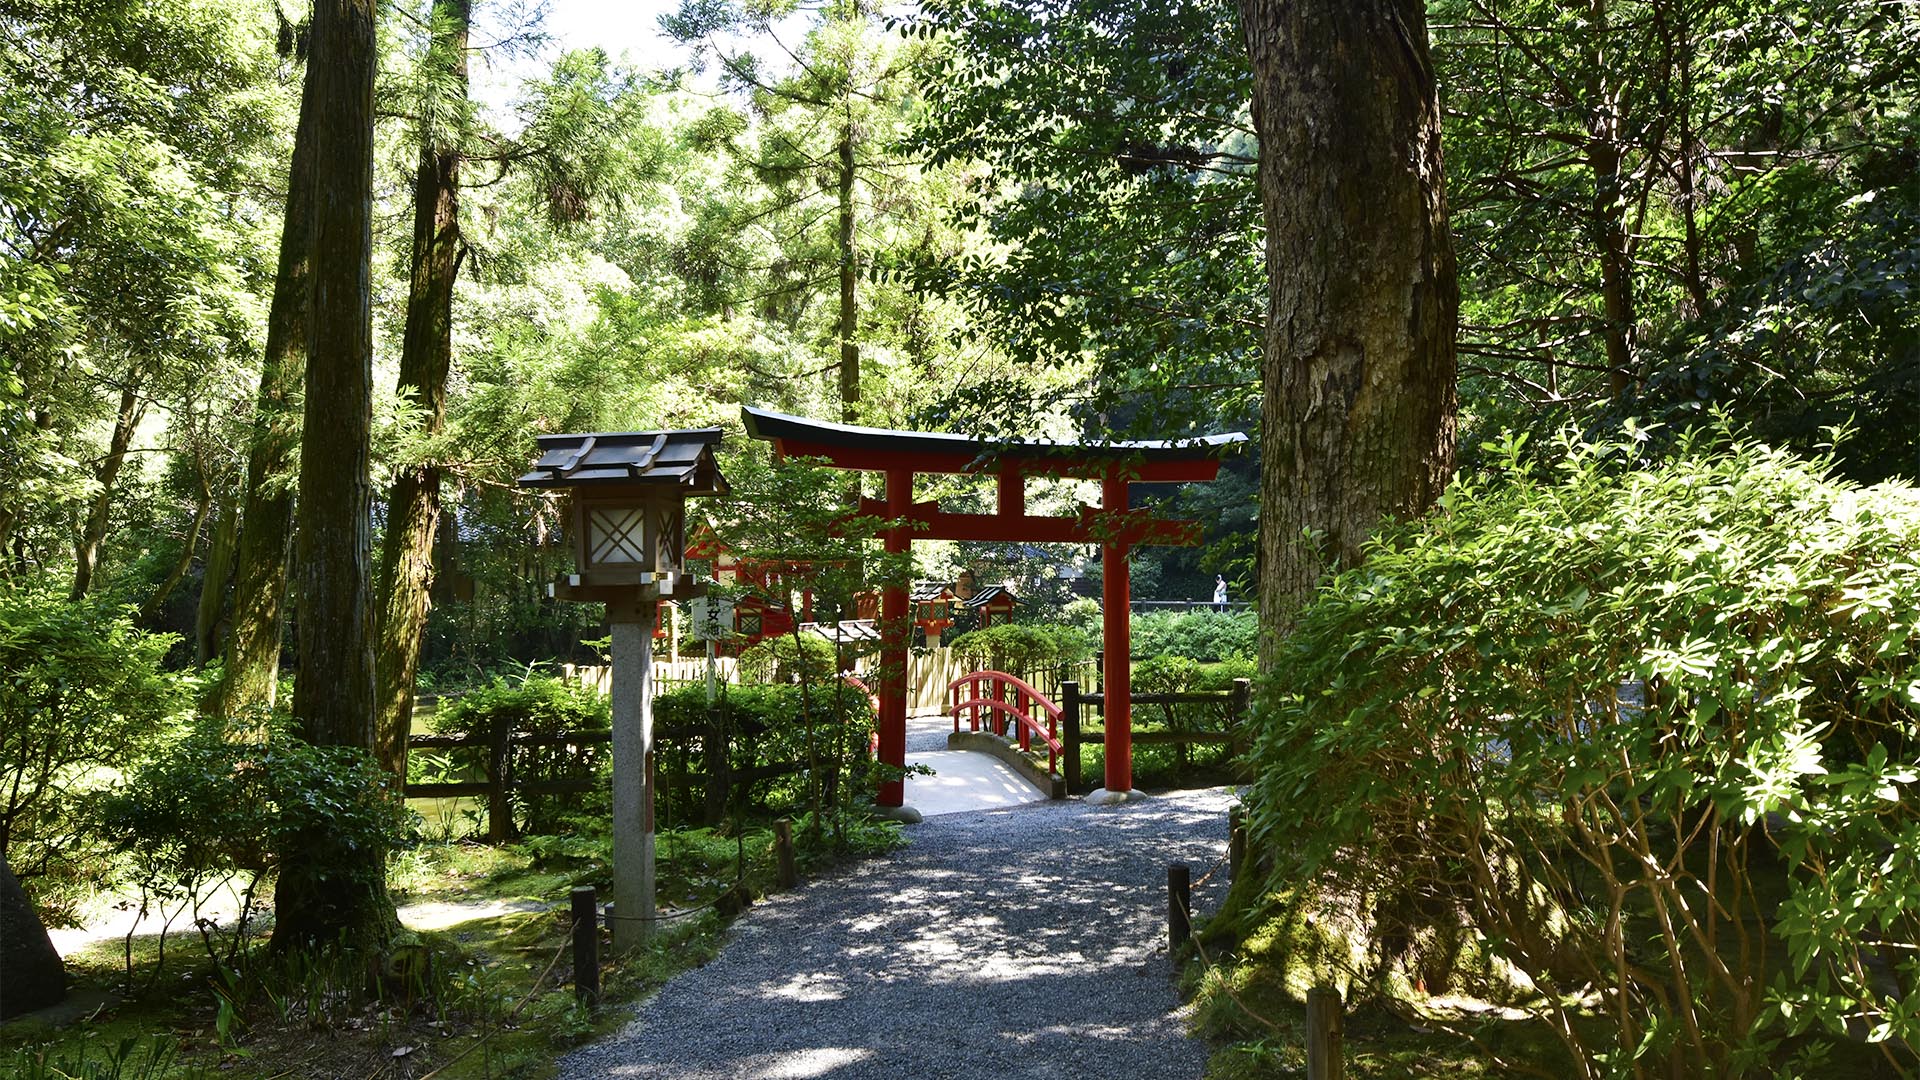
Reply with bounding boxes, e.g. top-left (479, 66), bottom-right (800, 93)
top-left (741, 406), bottom-right (1246, 807)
